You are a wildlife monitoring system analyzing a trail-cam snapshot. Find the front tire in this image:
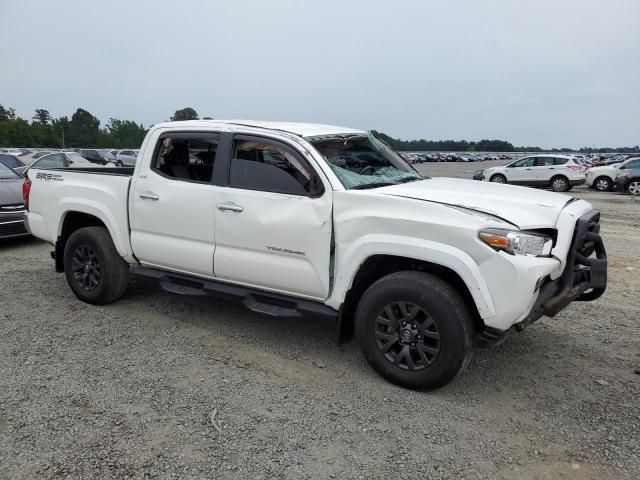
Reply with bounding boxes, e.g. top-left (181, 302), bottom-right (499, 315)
top-left (489, 174), bottom-right (507, 184)
top-left (550, 175), bottom-right (570, 192)
top-left (627, 181), bottom-right (640, 195)
top-left (355, 271), bottom-right (473, 391)
top-left (63, 227), bottom-right (129, 305)
top-left (594, 176), bottom-right (612, 192)
top-left (116, 161), bottom-right (123, 167)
